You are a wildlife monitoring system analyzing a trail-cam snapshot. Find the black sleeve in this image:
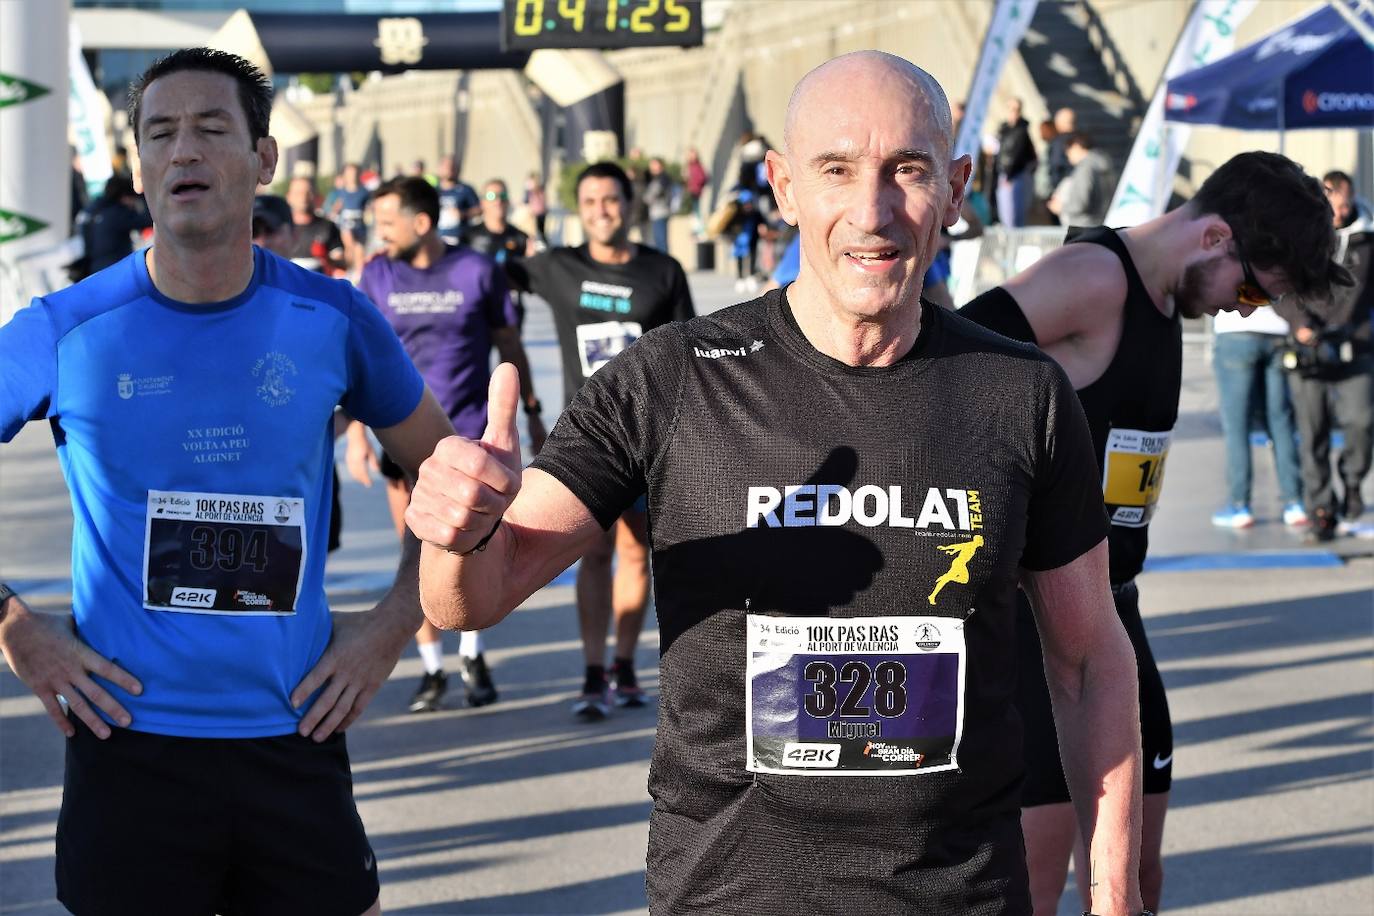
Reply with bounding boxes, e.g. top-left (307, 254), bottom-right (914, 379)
top-left (1020, 362), bottom-right (1109, 571)
top-left (530, 323), bottom-right (687, 529)
top-left (670, 261), bottom-right (695, 322)
top-left (505, 251), bottom-right (539, 294)
top-left (959, 287), bottom-right (1038, 345)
